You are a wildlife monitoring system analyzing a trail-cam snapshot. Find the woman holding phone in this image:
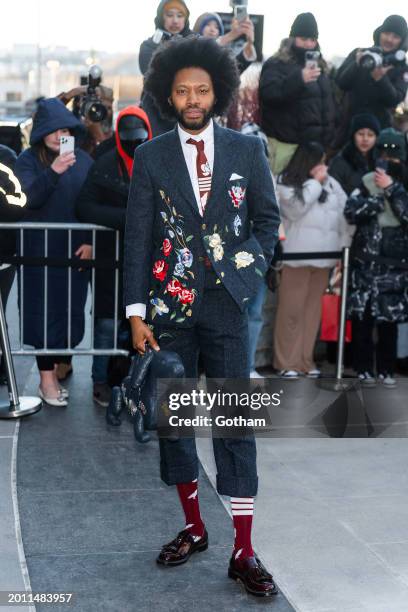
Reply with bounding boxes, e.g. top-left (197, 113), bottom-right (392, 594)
top-left (15, 98), bottom-right (93, 406)
top-left (344, 128), bottom-right (408, 387)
